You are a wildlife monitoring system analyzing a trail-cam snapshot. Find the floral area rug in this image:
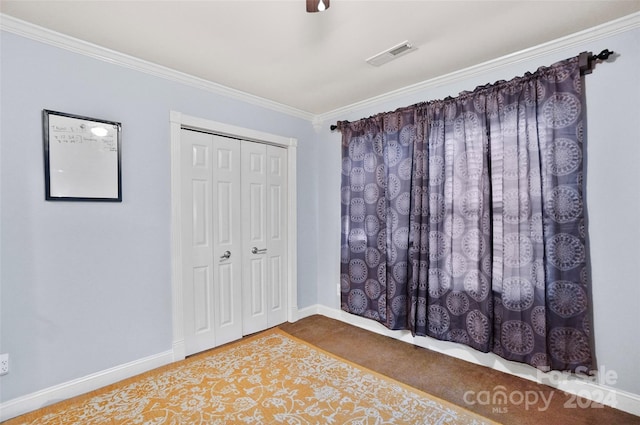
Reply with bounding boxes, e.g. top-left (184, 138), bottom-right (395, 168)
top-left (6, 328), bottom-right (499, 424)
